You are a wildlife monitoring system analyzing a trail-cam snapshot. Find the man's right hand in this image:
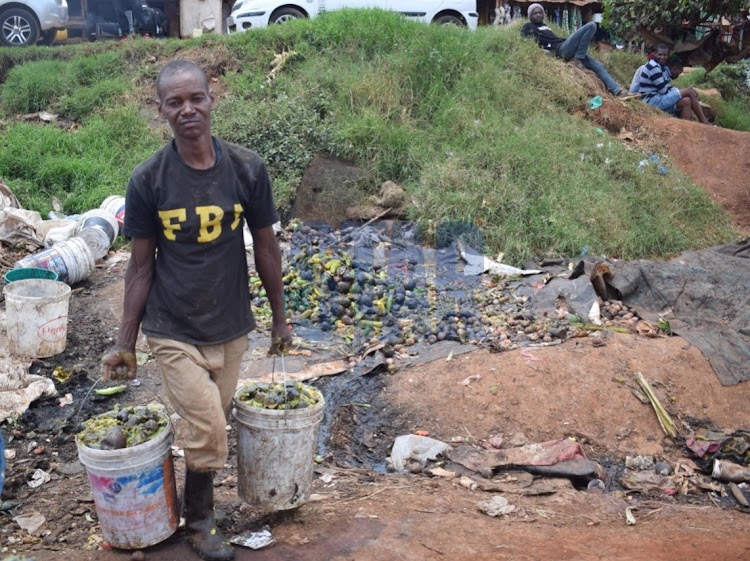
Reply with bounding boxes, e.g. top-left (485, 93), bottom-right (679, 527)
top-left (101, 347), bottom-right (138, 380)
